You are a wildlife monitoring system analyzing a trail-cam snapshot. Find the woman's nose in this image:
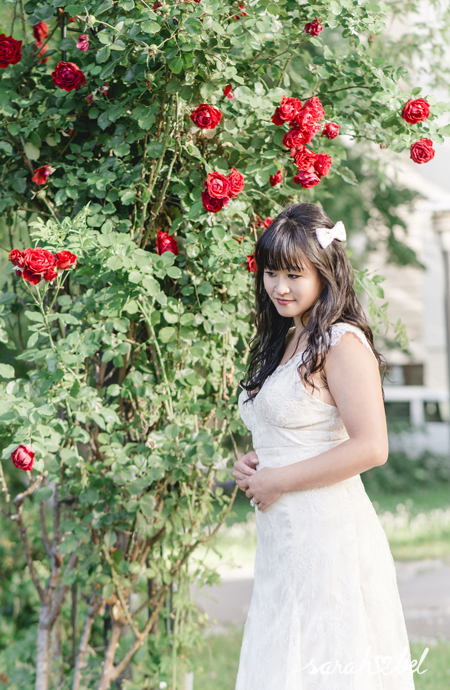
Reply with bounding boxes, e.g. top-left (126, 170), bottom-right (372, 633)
top-left (276, 278), bottom-right (290, 294)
